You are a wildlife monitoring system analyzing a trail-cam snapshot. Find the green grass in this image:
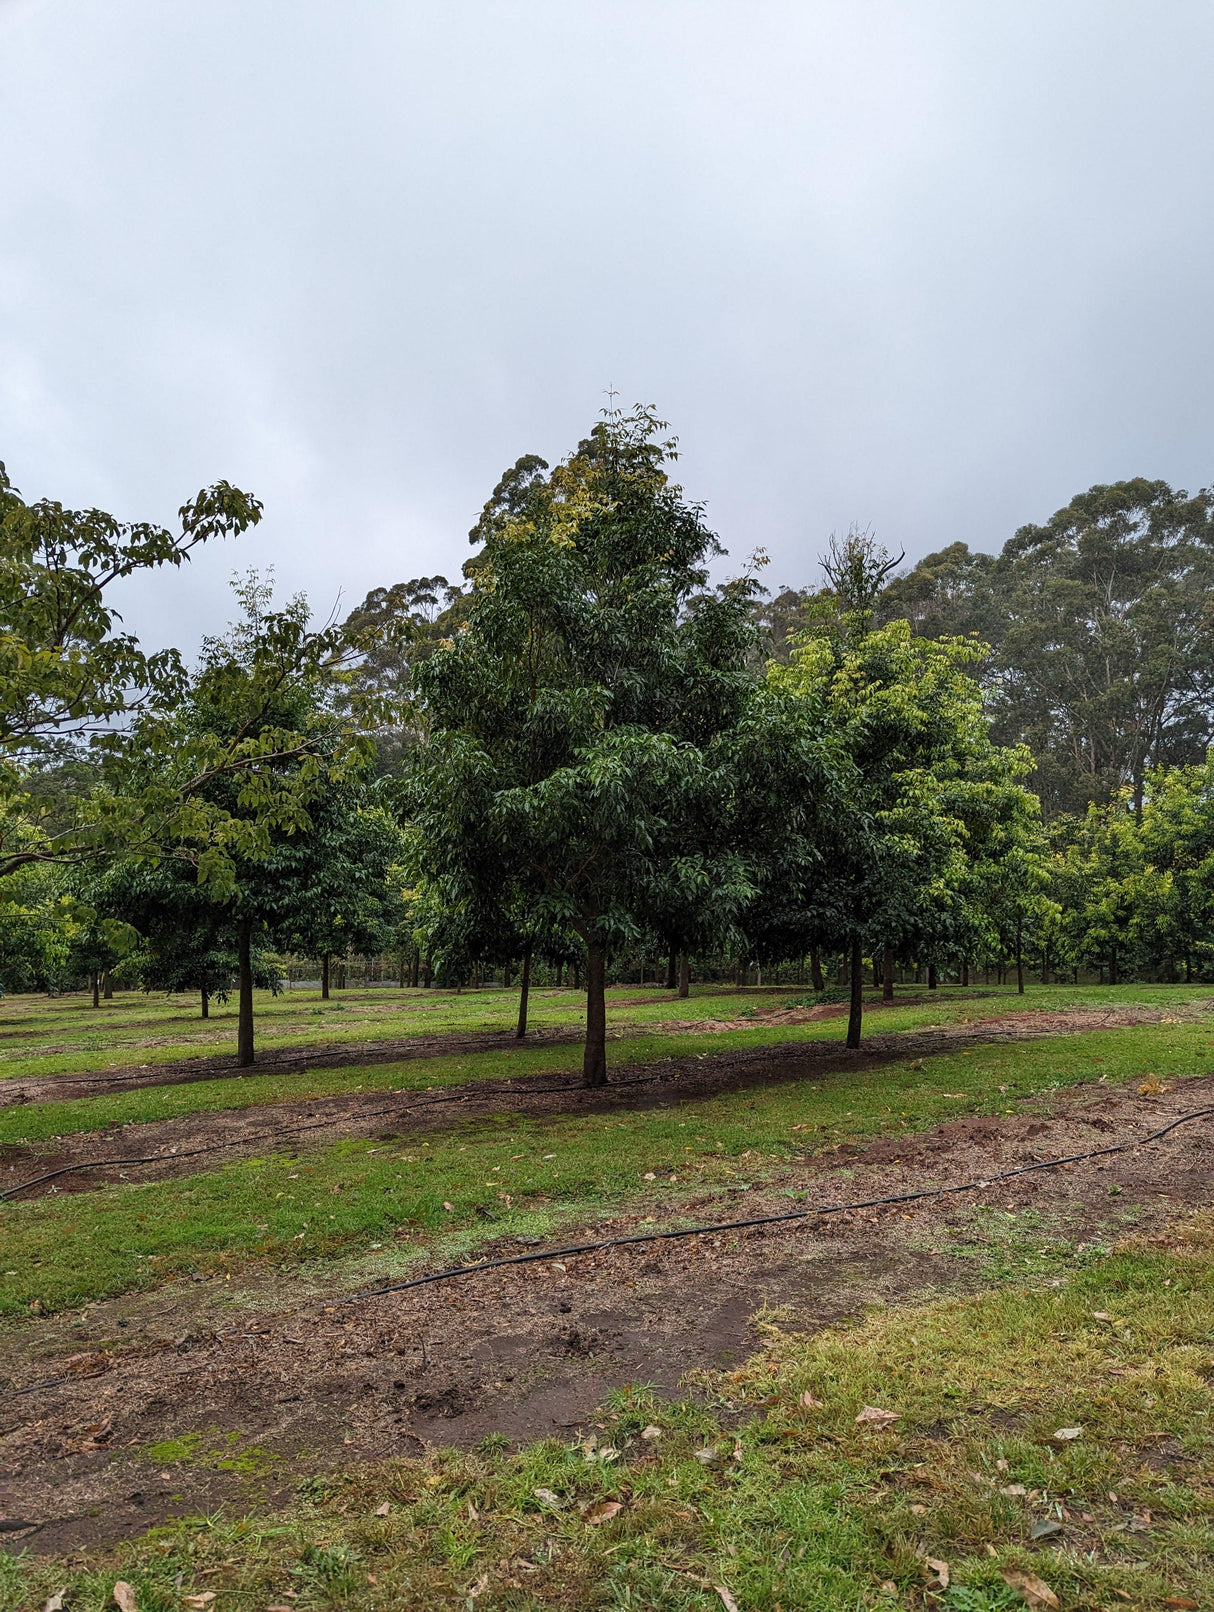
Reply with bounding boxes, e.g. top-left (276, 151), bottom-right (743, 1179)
top-left (6, 1212), bottom-right (1213, 1609)
top-left (5, 1017), bottom-right (1212, 1317)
